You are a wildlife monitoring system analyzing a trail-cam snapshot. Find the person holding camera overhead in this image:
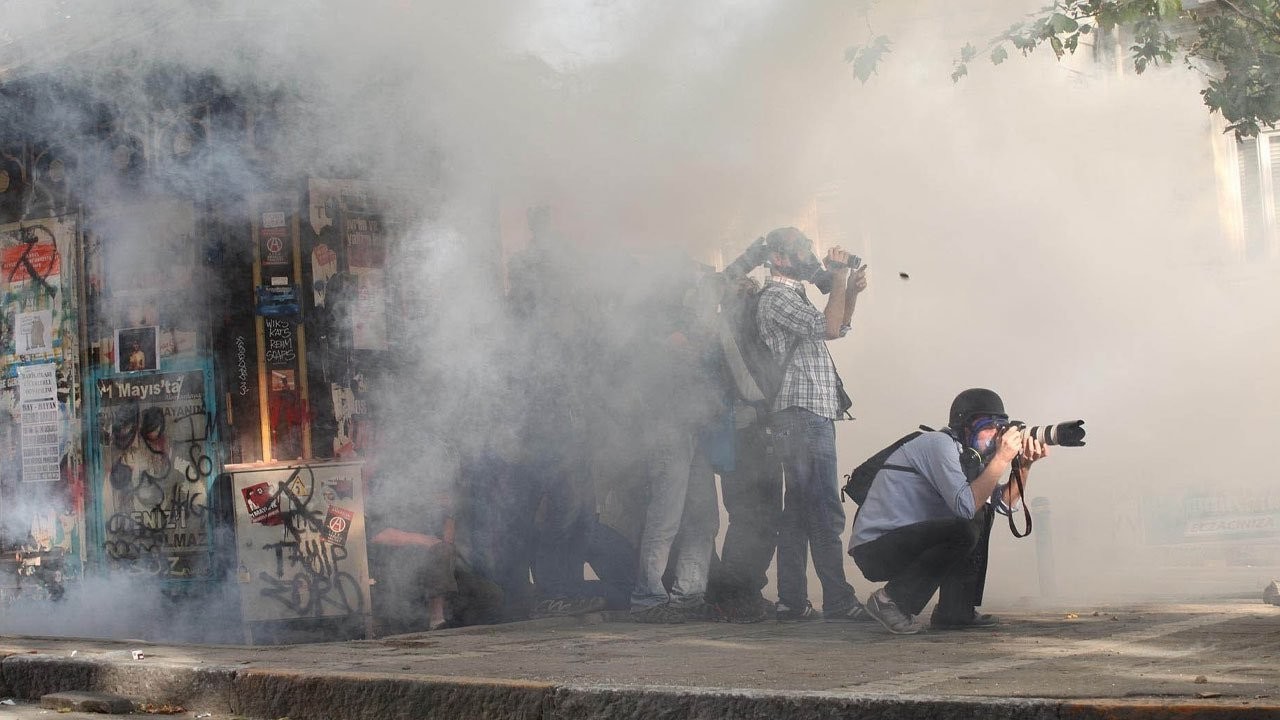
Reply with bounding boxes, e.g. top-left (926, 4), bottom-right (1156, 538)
top-left (850, 389), bottom-right (1050, 635)
top-left (756, 227), bottom-right (870, 622)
